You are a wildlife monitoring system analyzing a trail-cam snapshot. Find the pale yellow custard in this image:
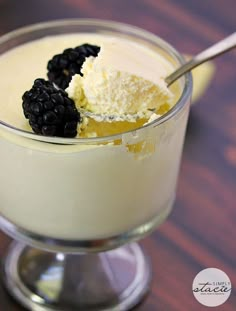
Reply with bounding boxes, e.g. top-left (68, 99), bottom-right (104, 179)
top-left (0, 34), bottom-right (188, 240)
